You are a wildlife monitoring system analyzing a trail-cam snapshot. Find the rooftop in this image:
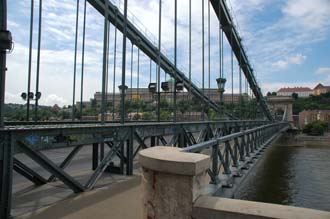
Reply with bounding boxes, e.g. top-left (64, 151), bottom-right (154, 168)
top-left (277, 87), bottom-right (312, 93)
top-left (314, 83), bottom-right (330, 90)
